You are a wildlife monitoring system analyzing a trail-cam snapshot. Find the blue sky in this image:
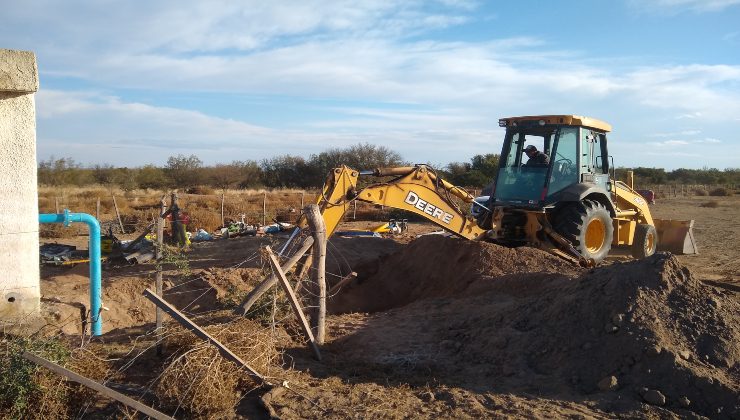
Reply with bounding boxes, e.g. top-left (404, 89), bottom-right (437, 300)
top-left (3, 0), bottom-right (740, 169)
